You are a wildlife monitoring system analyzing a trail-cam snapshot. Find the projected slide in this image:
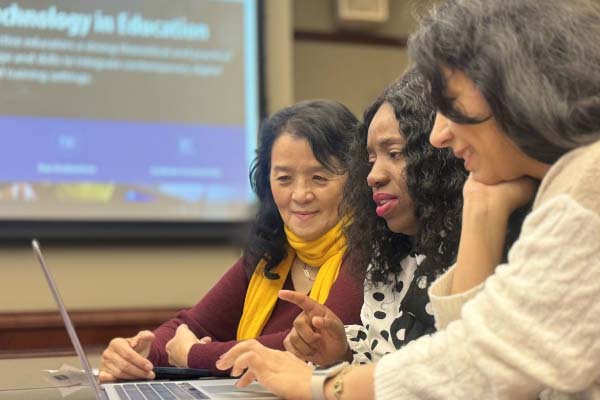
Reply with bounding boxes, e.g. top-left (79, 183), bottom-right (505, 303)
top-left (0, 0), bottom-right (258, 221)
